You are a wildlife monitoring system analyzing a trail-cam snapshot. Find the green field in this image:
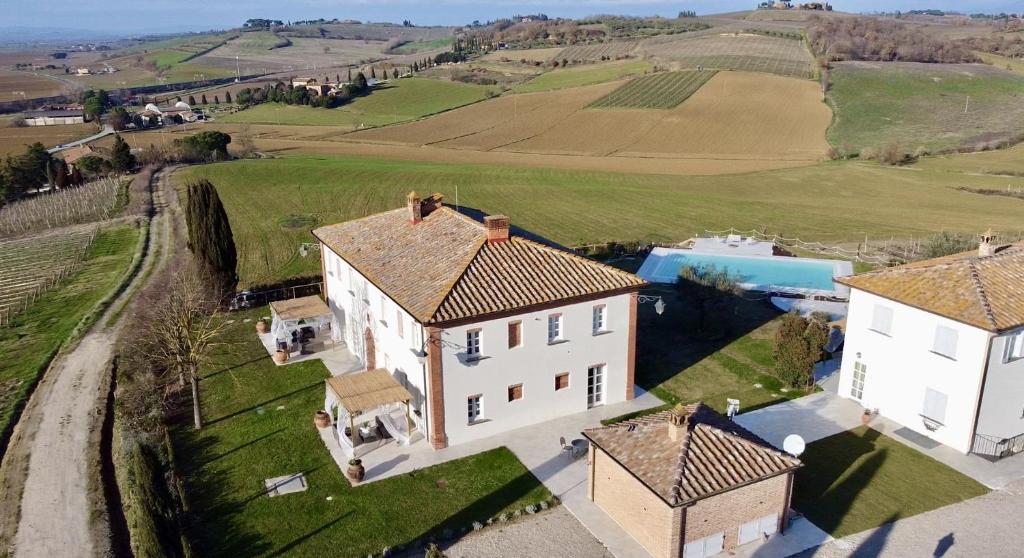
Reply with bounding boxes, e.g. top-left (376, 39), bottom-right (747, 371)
top-left (176, 309), bottom-right (551, 557)
top-left (220, 79), bottom-right (497, 128)
top-left (588, 70), bottom-right (717, 109)
top-left (393, 37), bottom-right (454, 54)
top-left (513, 59), bottom-right (654, 93)
top-left (176, 154), bottom-right (1024, 288)
top-left (975, 51), bottom-right (1024, 74)
top-left (793, 427), bottom-right (988, 537)
top-left (0, 224), bottom-right (139, 445)
top-left (827, 62), bottom-right (1024, 153)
